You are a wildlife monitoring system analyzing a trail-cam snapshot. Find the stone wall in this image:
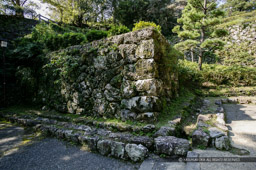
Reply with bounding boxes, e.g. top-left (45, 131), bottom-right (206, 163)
top-left (0, 15), bottom-right (38, 42)
top-left (227, 23), bottom-right (256, 44)
top-left (221, 23), bottom-right (256, 66)
top-left (38, 28), bottom-right (178, 122)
